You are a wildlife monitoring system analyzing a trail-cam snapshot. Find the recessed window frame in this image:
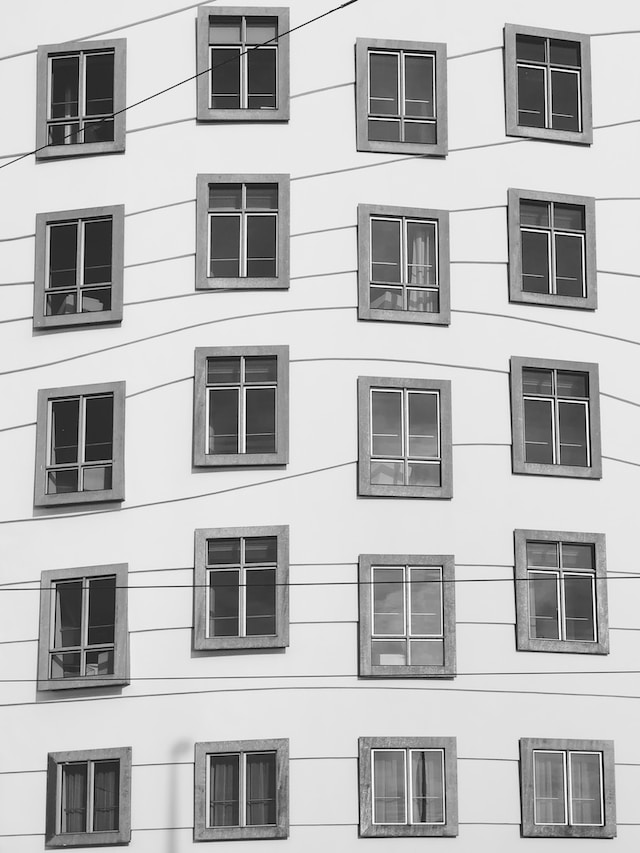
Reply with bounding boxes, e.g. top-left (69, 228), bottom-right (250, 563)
top-left (514, 529), bottom-right (608, 655)
top-left (504, 24), bottom-right (592, 145)
top-left (358, 376), bottom-right (453, 498)
top-left (194, 525), bottom-right (289, 651)
top-left (35, 381), bottom-right (126, 507)
top-left (195, 174), bottom-right (290, 290)
top-left (36, 39), bottom-right (127, 161)
top-left (356, 38), bottom-right (448, 156)
top-left (358, 737), bottom-right (458, 837)
top-left (359, 554), bottom-right (456, 678)
top-left (194, 738), bottom-right (289, 842)
top-left (520, 738), bottom-right (615, 838)
top-left (193, 345), bottom-right (289, 467)
top-left (510, 356), bottom-right (601, 479)
top-left (196, 6), bottom-right (290, 122)
top-left (508, 188), bottom-right (596, 309)
top-left (34, 205), bottom-right (125, 329)
top-left (358, 203), bottom-right (450, 325)
top-left (45, 747), bottom-right (132, 848)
